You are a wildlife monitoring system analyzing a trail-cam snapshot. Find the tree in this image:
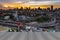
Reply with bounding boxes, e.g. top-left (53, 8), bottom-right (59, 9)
top-left (10, 14), bottom-right (16, 21)
top-left (35, 16), bottom-right (50, 22)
